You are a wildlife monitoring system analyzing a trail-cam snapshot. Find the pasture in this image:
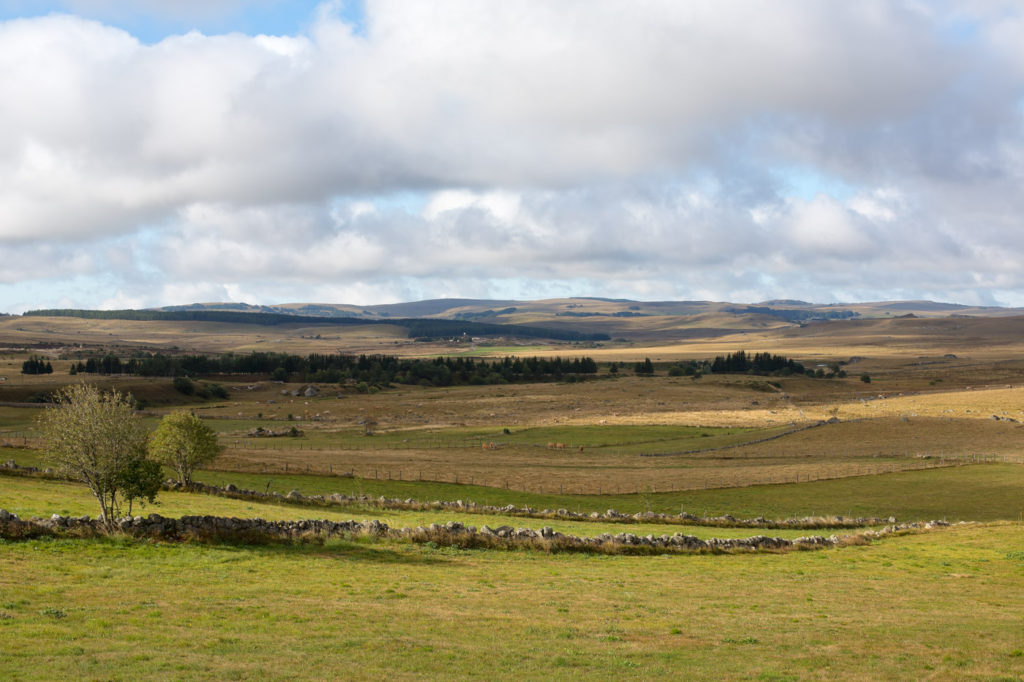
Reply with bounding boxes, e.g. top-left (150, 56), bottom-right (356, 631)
top-left (4, 311), bottom-right (1024, 679)
top-left (1, 514), bottom-right (1022, 679)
